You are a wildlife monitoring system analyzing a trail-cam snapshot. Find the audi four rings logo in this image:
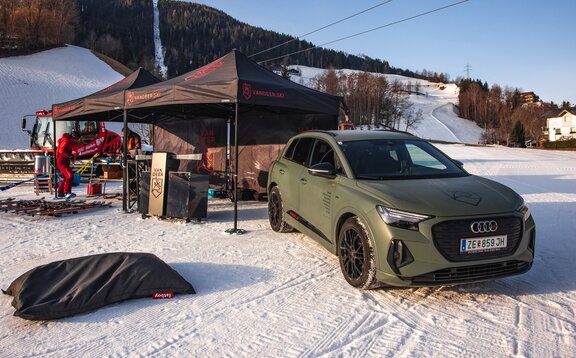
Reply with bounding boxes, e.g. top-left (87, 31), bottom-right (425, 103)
top-left (470, 220), bottom-right (498, 233)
